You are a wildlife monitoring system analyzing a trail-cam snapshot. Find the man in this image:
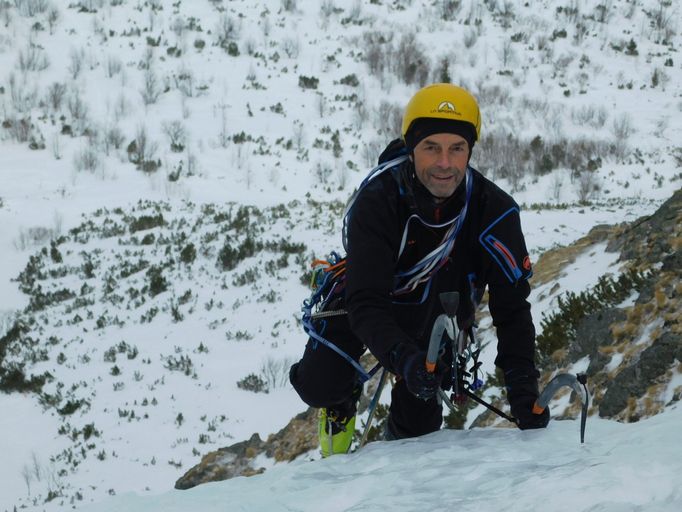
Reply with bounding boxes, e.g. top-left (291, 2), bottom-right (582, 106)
top-left (290, 83), bottom-right (549, 456)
